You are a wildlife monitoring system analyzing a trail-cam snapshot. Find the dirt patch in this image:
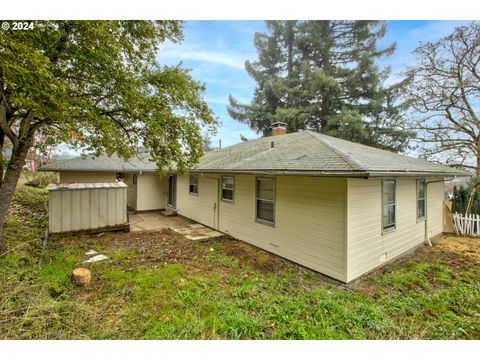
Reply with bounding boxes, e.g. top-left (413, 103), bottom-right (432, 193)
top-left (103, 229), bottom-right (218, 270)
top-left (206, 237), bottom-right (300, 273)
top-left (429, 236), bottom-right (480, 263)
top-left (56, 229), bottom-right (322, 281)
